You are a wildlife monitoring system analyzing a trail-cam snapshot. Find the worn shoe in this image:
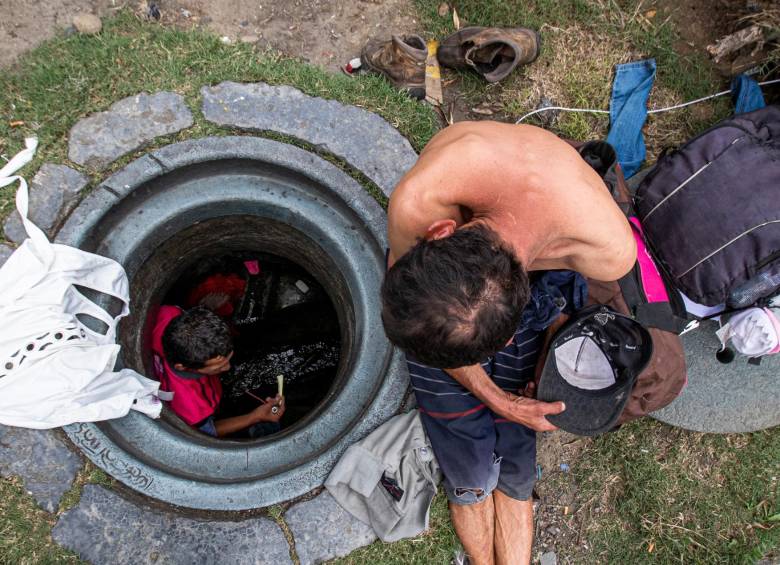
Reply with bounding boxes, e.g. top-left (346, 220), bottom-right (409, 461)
top-left (437, 27), bottom-right (541, 83)
top-left (361, 34), bottom-right (427, 99)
